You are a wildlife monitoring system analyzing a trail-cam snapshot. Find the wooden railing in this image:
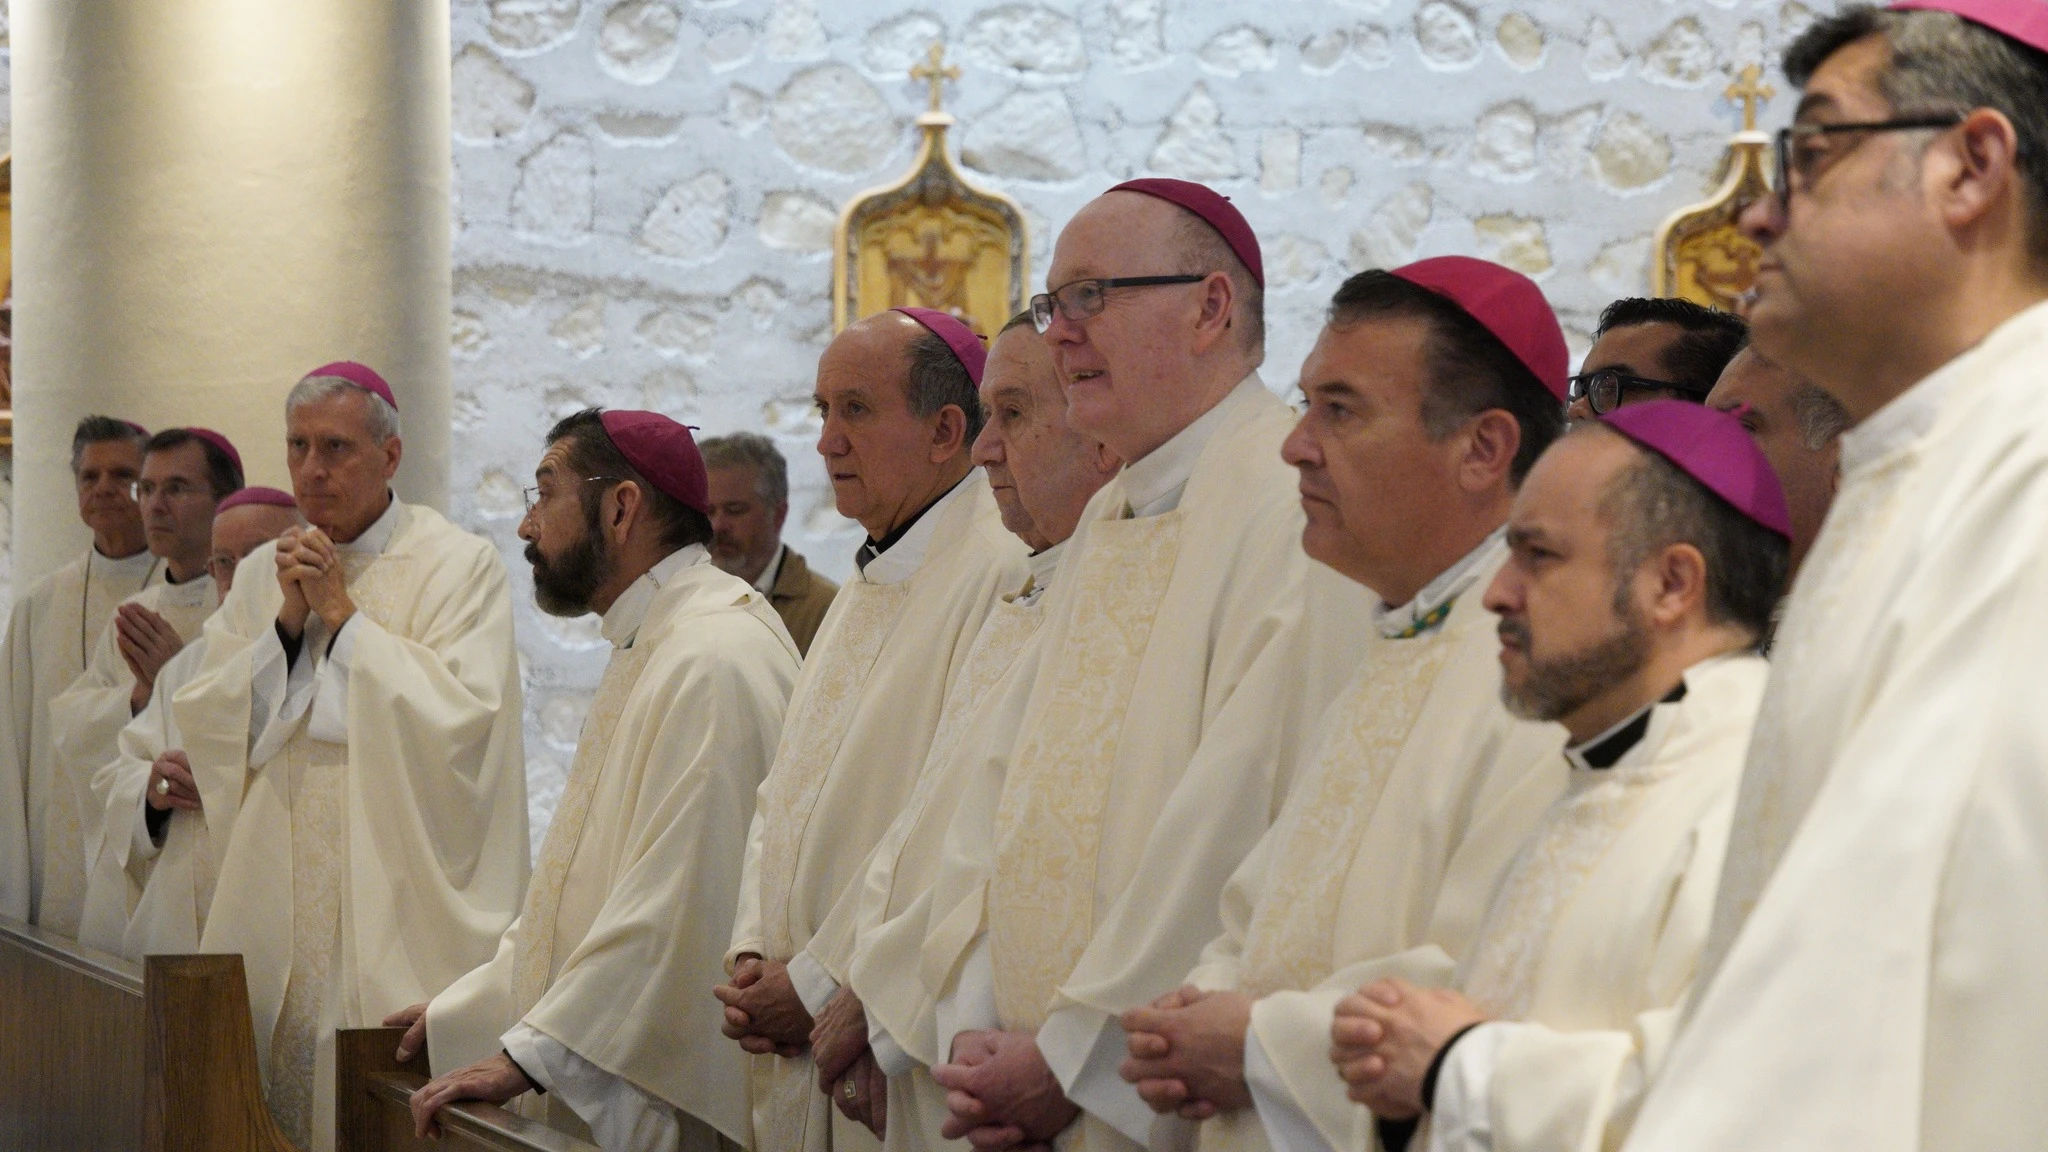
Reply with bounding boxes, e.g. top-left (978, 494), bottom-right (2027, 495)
top-left (334, 1028), bottom-right (599, 1152)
